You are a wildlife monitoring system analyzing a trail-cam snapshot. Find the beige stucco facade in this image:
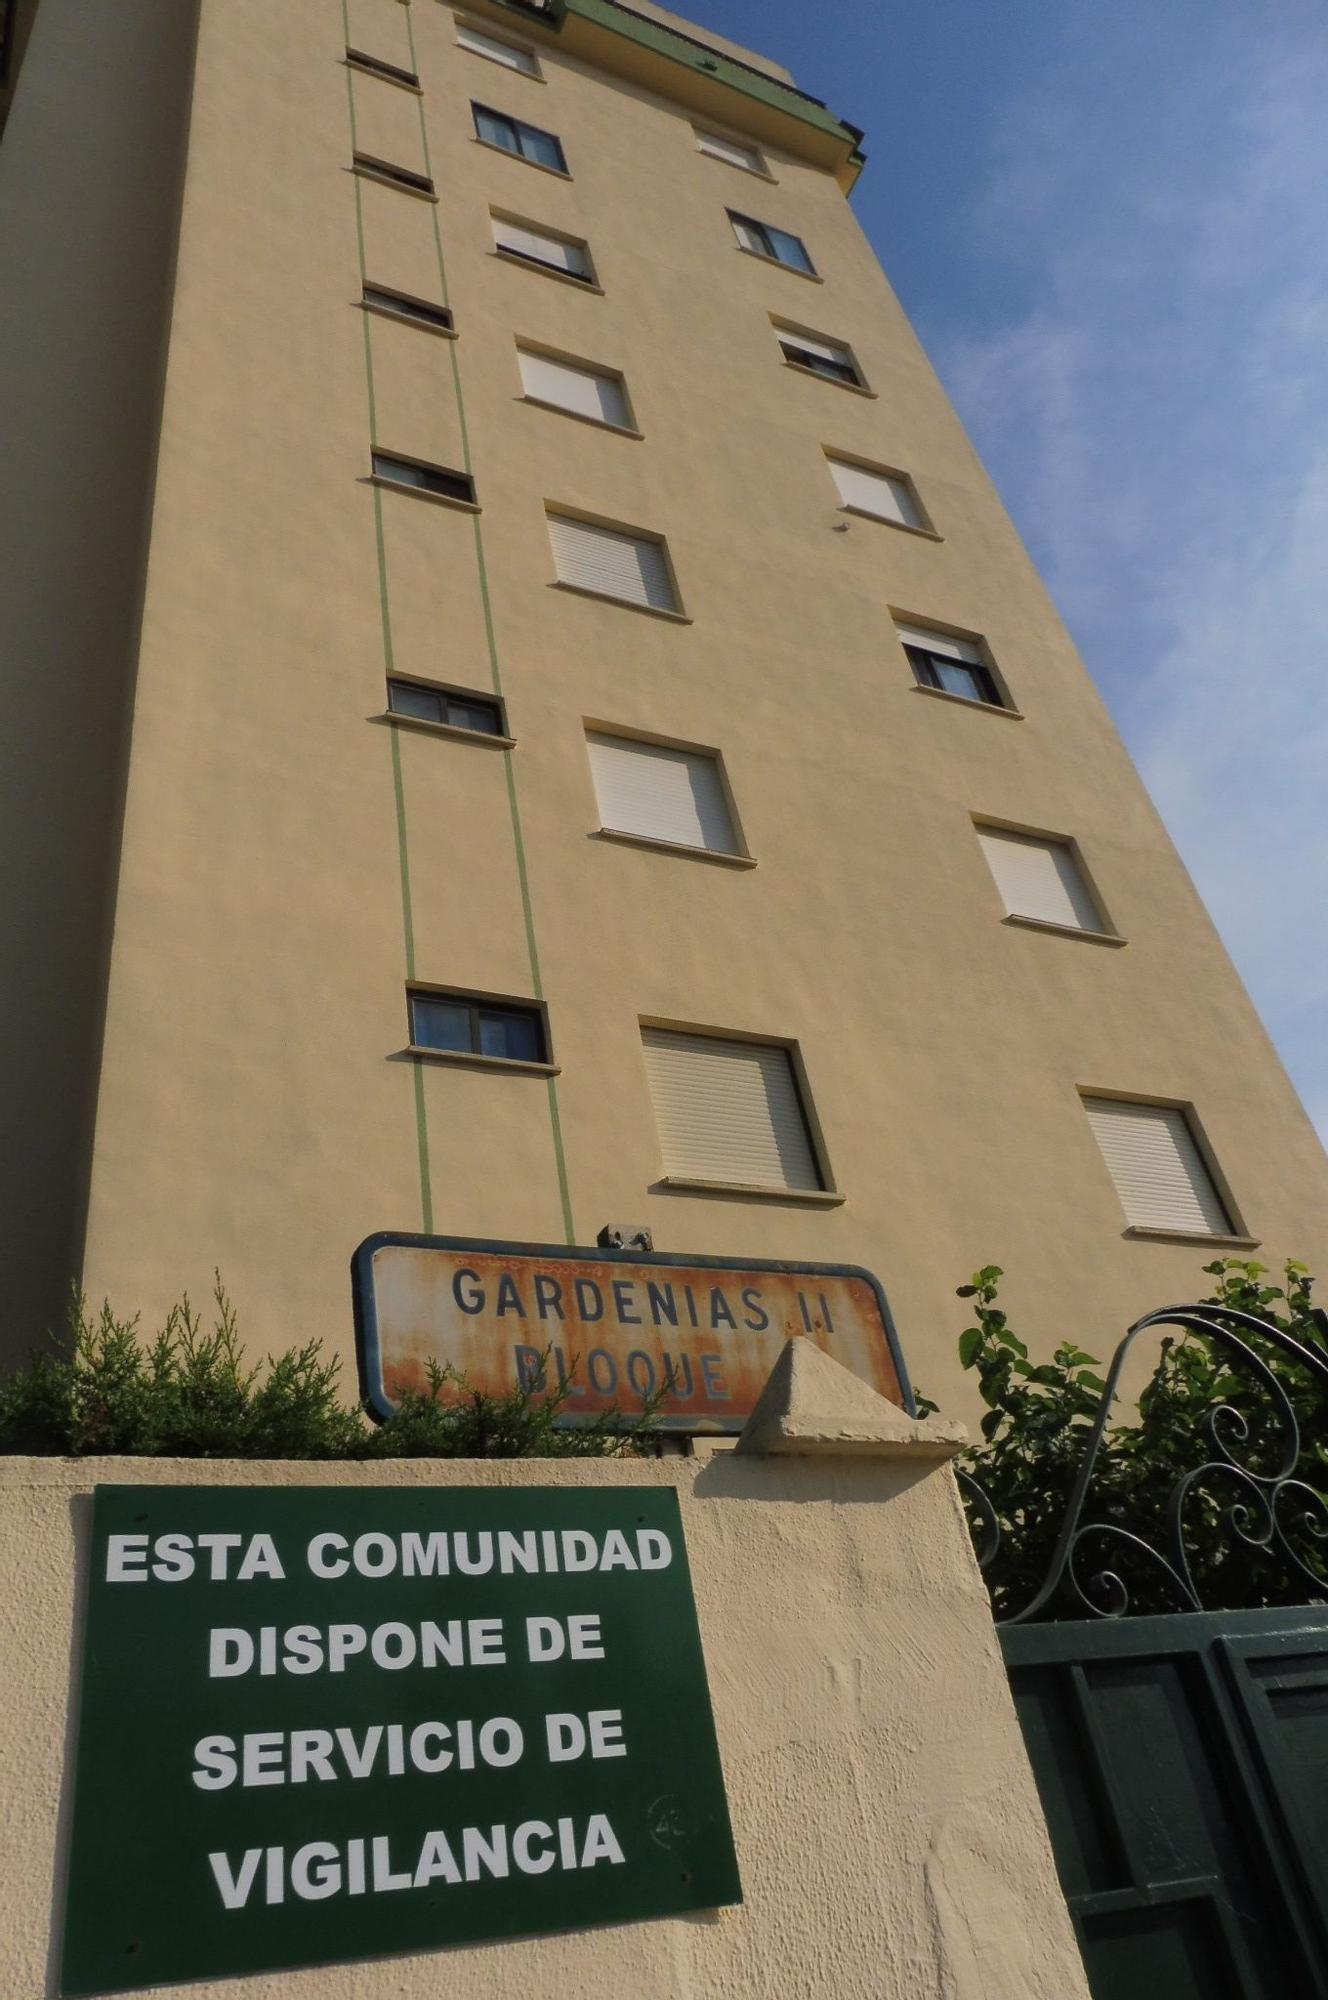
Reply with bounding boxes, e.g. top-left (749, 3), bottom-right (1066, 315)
top-left (2, 0), bottom-right (1326, 1409)
top-left (0, 1356), bottom-right (1091, 1998)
